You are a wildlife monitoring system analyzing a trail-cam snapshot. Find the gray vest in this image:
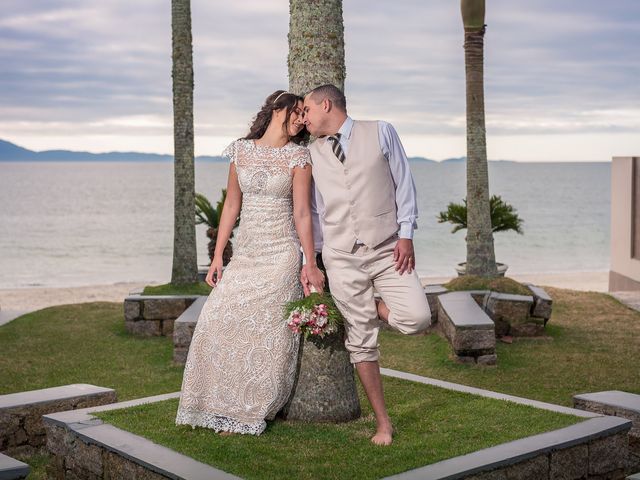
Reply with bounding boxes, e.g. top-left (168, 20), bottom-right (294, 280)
top-left (310, 120), bottom-right (399, 251)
